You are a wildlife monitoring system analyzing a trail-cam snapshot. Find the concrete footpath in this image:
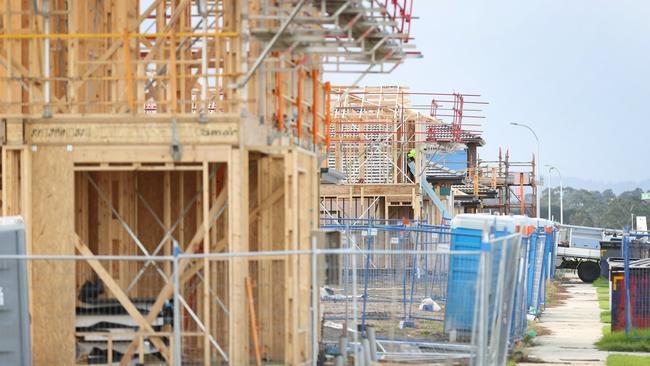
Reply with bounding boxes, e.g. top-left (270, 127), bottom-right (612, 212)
top-left (519, 275), bottom-right (607, 365)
